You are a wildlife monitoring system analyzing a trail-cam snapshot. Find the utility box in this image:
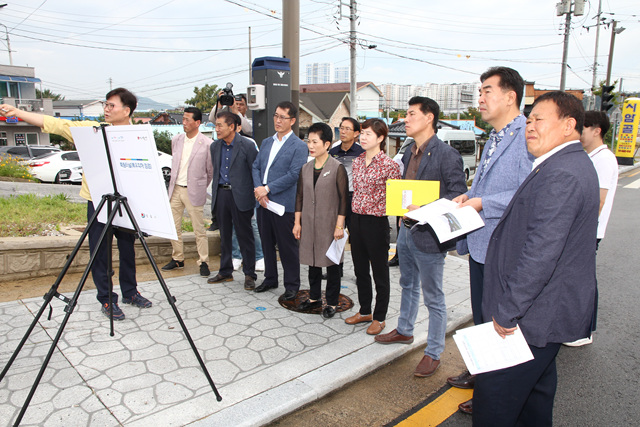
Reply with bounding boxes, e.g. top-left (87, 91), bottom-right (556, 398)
top-left (251, 56), bottom-right (291, 146)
